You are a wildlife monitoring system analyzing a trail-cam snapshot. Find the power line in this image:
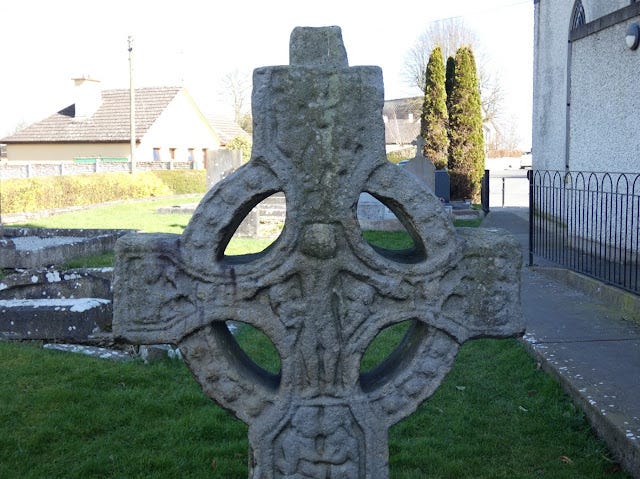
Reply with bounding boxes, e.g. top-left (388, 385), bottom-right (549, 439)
top-left (429, 0), bottom-right (530, 24)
